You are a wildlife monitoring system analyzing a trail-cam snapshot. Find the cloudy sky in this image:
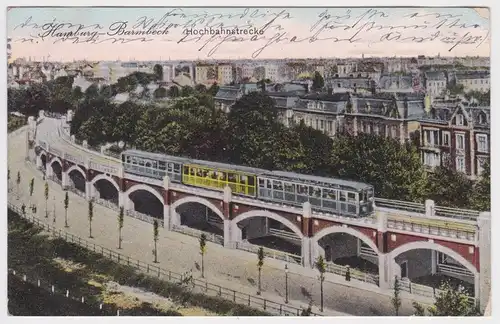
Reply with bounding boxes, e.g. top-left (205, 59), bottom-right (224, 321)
top-left (7, 7), bottom-right (490, 61)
